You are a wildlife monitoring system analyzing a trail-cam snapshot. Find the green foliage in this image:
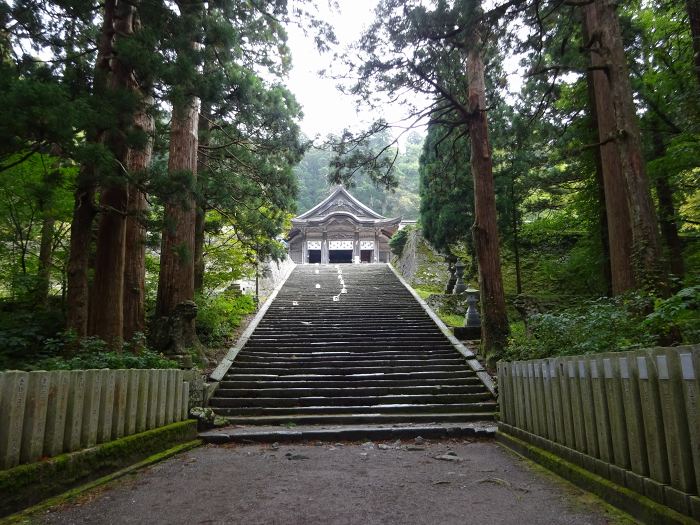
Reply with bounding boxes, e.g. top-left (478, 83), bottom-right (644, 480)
top-left (505, 287), bottom-right (700, 361)
top-left (195, 291), bottom-right (256, 346)
top-left (389, 227), bottom-right (410, 257)
top-left (0, 153), bottom-right (75, 300)
top-left (31, 348), bottom-right (178, 371)
top-left (0, 321), bottom-right (178, 371)
top-left (0, 302), bottom-right (65, 369)
top-left (643, 286), bottom-right (700, 343)
top-left (419, 122), bottom-right (474, 255)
